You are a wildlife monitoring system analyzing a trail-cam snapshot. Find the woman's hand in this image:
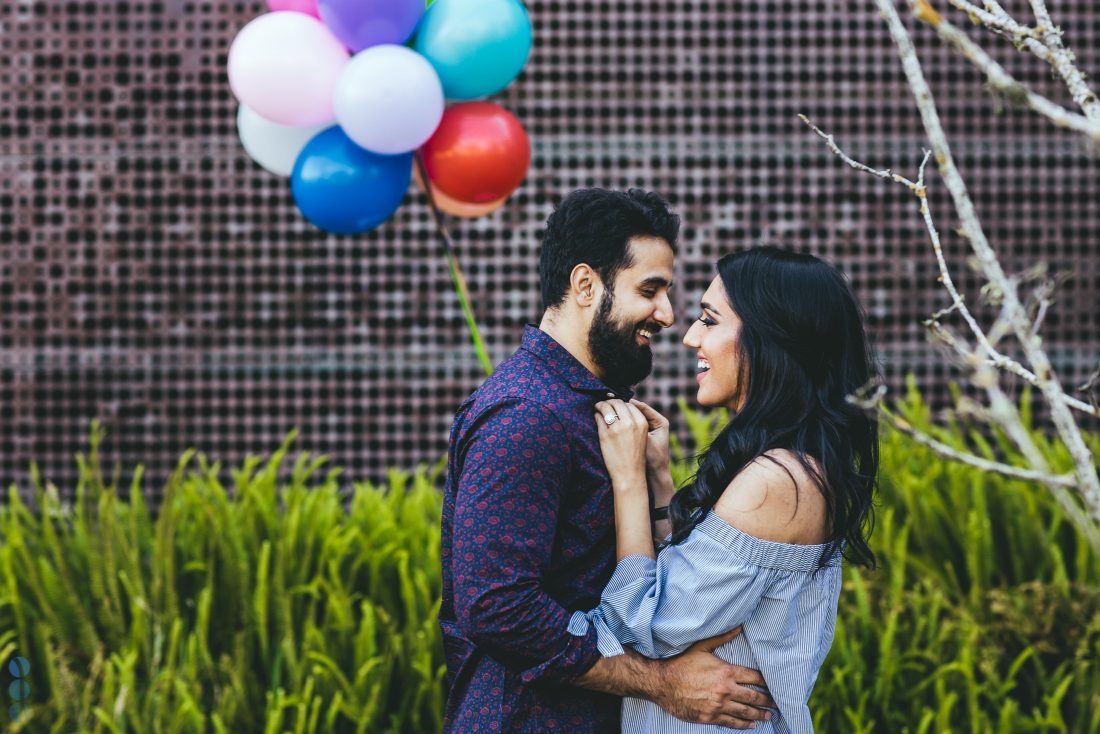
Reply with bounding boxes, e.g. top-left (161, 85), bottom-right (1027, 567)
top-left (631, 399), bottom-right (671, 475)
top-left (596, 399), bottom-right (657, 560)
top-left (594, 399), bottom-right (649, 494)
